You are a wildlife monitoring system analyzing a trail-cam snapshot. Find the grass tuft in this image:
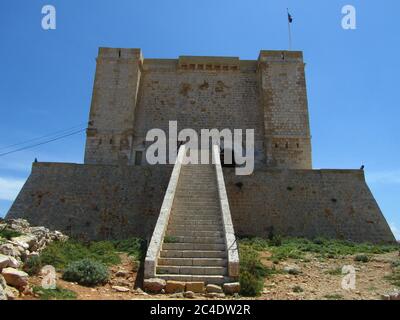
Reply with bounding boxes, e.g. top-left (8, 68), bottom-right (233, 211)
top-left (33, 286), bottom-right (77, 300)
